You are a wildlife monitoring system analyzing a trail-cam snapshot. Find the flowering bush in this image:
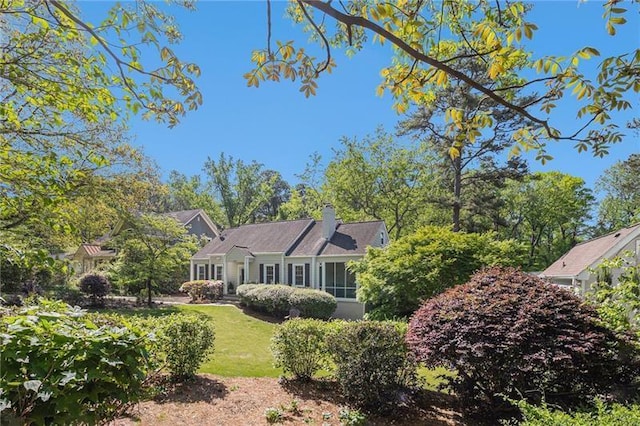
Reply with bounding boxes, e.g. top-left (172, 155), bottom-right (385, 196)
top-left (179, 280), bottom-right (224, 302)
